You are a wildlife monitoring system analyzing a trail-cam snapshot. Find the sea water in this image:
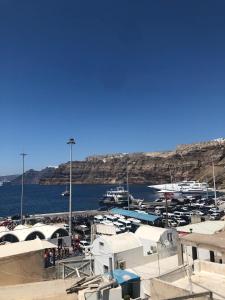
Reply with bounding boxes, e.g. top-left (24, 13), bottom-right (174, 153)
top-left (0, 184), bottom-right (157, 217)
